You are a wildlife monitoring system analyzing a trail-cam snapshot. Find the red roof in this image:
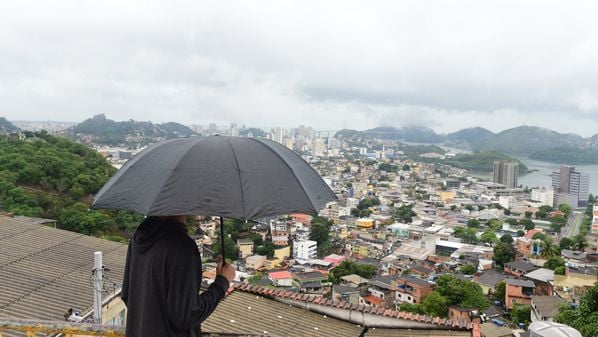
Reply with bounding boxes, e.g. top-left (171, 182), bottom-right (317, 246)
top-left (363, 295), bottom-right (384, 305)
top-left (525, 228), bottom-right (542, 238)
top-left (268, 271), bottom-right (292, 280)
top-left (291, 214), bottom-right (312, 220)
